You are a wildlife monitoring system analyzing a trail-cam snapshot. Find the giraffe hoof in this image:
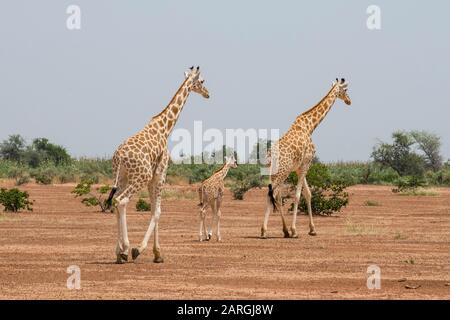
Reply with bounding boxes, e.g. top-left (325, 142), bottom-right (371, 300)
top-left (207, 233), bottom-right (212, 241)
top-left (291, 232), bottom-right (299, 238)
top-left (308, 231), bottom-right (317, 236)
top-left (283, 230), bottom-right (290, 238)
top-left (131, 248), bottom-right (140, 260)
top-left (153, 256), bottom-right (164, 263)
top-left (260, 229), bottom-right (268, 239)
top-left (116, 254), bottom-right (128, 264)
